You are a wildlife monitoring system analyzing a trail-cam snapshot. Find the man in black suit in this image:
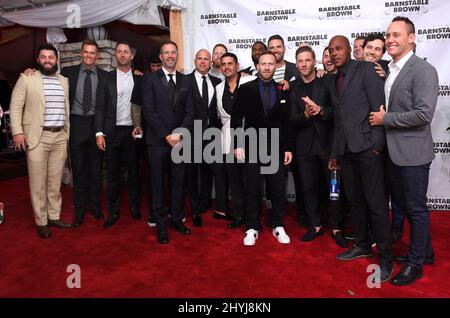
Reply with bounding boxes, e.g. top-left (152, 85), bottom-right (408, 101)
top-left (95, 41), bottom-right (142, 228)
top-left (290, 46), bottom-right (347, 247)
top-left (327, 35), bottom-right (393, 282)
top-left (142, 41), bottom-right (194, 244)
top-left (61, 39), bottom-right (107, 227)
top-left (231, 51), bottom-right (293, 246)
top-left (186, 49), bottom-right (224, 227)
